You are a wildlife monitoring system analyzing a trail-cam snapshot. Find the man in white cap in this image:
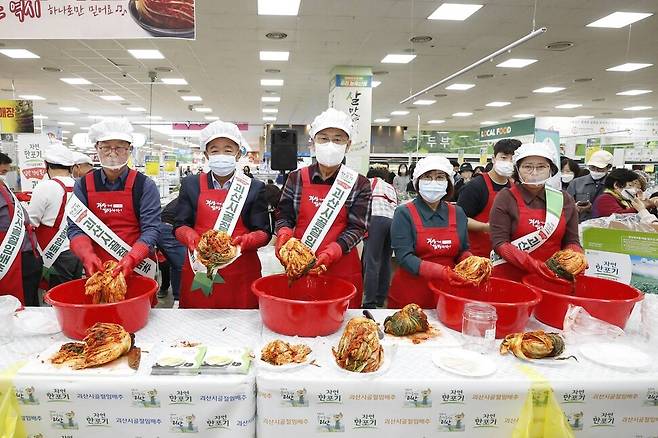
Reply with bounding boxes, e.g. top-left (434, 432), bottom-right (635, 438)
top-left (27, 142), bottom-right (82, 288)
top-left (174, 120), bottom-right (270, 308)
top-left (567, 150), bottom-right (613, 222)
top-left (67, 118), bottom-right (161, 282)
top-left (72, 151), bottom-right (94, 179)
top-left (275, 108), bottom-right (372, 308)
